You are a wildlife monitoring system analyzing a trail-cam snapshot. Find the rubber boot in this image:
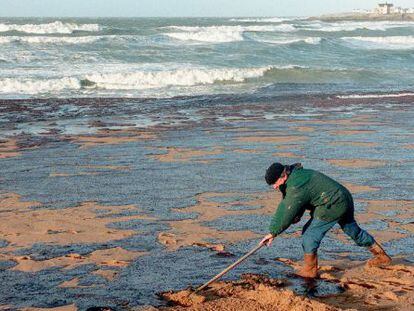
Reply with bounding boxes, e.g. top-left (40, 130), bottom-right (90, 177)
top-left (367, 242), bottom-right (392, 267)
top-left (295, 253), bottom-right (318, 278)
